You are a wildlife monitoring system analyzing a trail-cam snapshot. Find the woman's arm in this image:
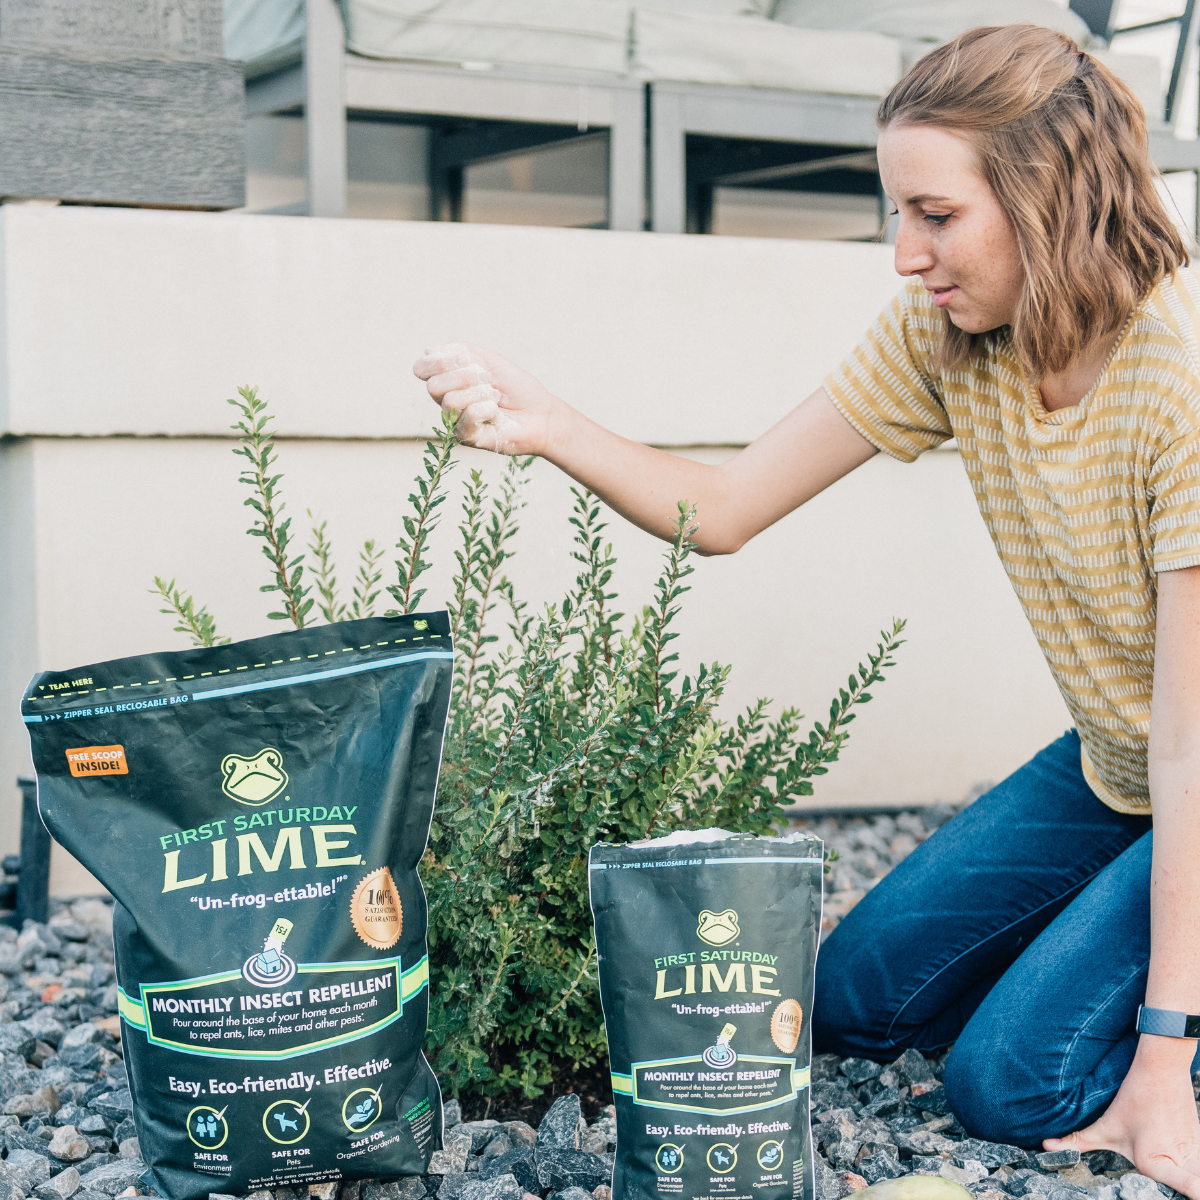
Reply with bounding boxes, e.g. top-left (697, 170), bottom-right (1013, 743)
top-left (1044, 565), bottom-right (1200, 1196)
top-left (413, 342), bottom-right (877, 554)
